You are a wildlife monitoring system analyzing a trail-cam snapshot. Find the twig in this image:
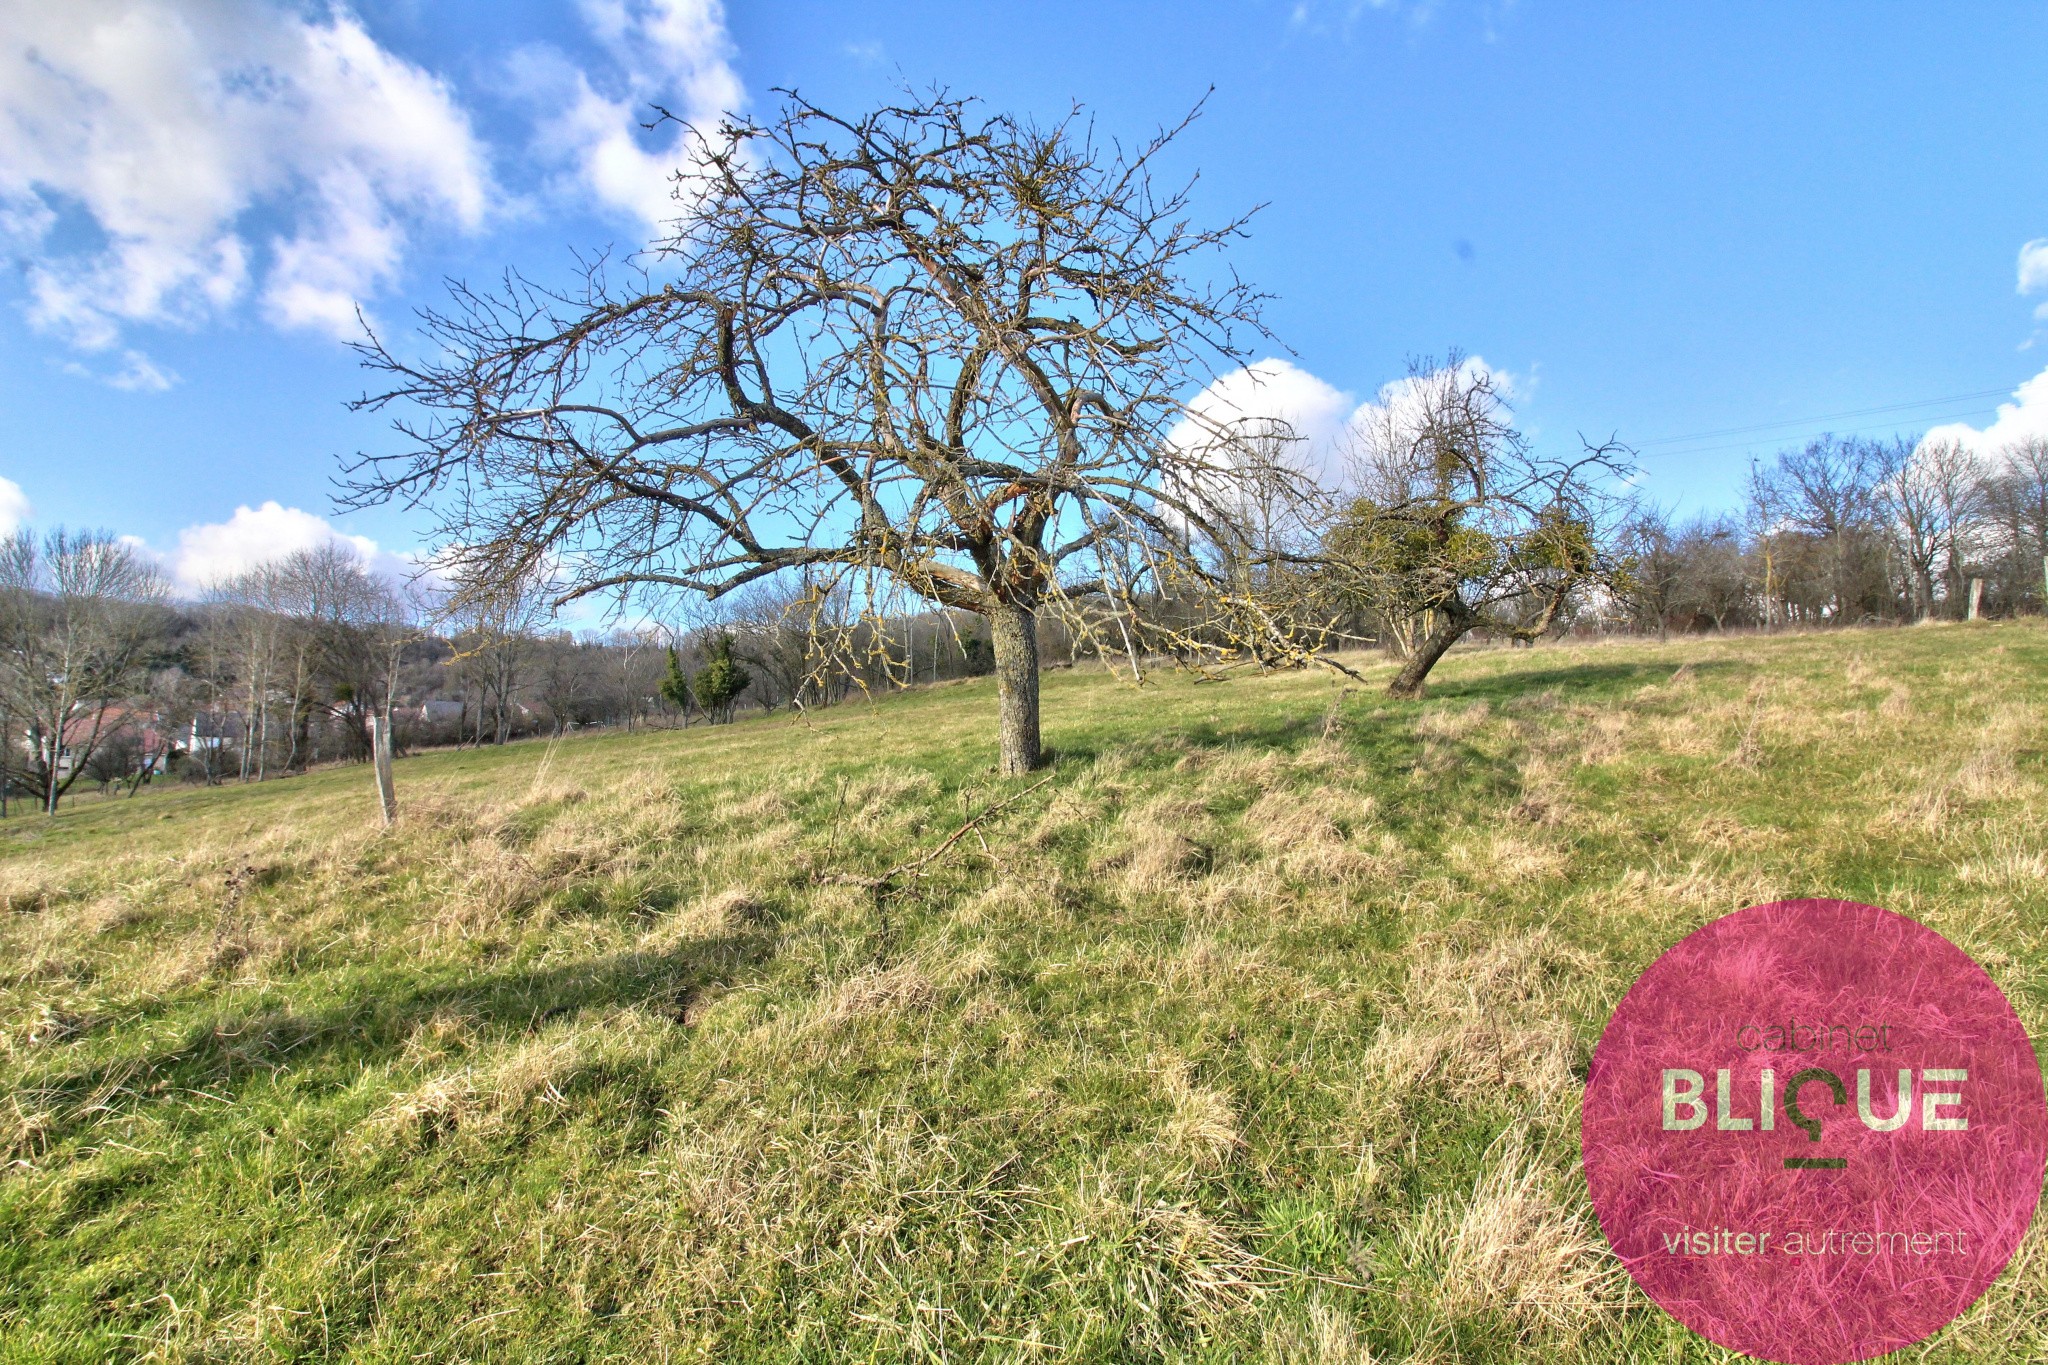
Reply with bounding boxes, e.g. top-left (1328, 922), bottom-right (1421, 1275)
top-left (1720, 684), bottom-right (1768, 770)
top-left (825, 771), bottom-right (1059, 896)
top-left (1320, 685), bottom-right (1356, 741)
